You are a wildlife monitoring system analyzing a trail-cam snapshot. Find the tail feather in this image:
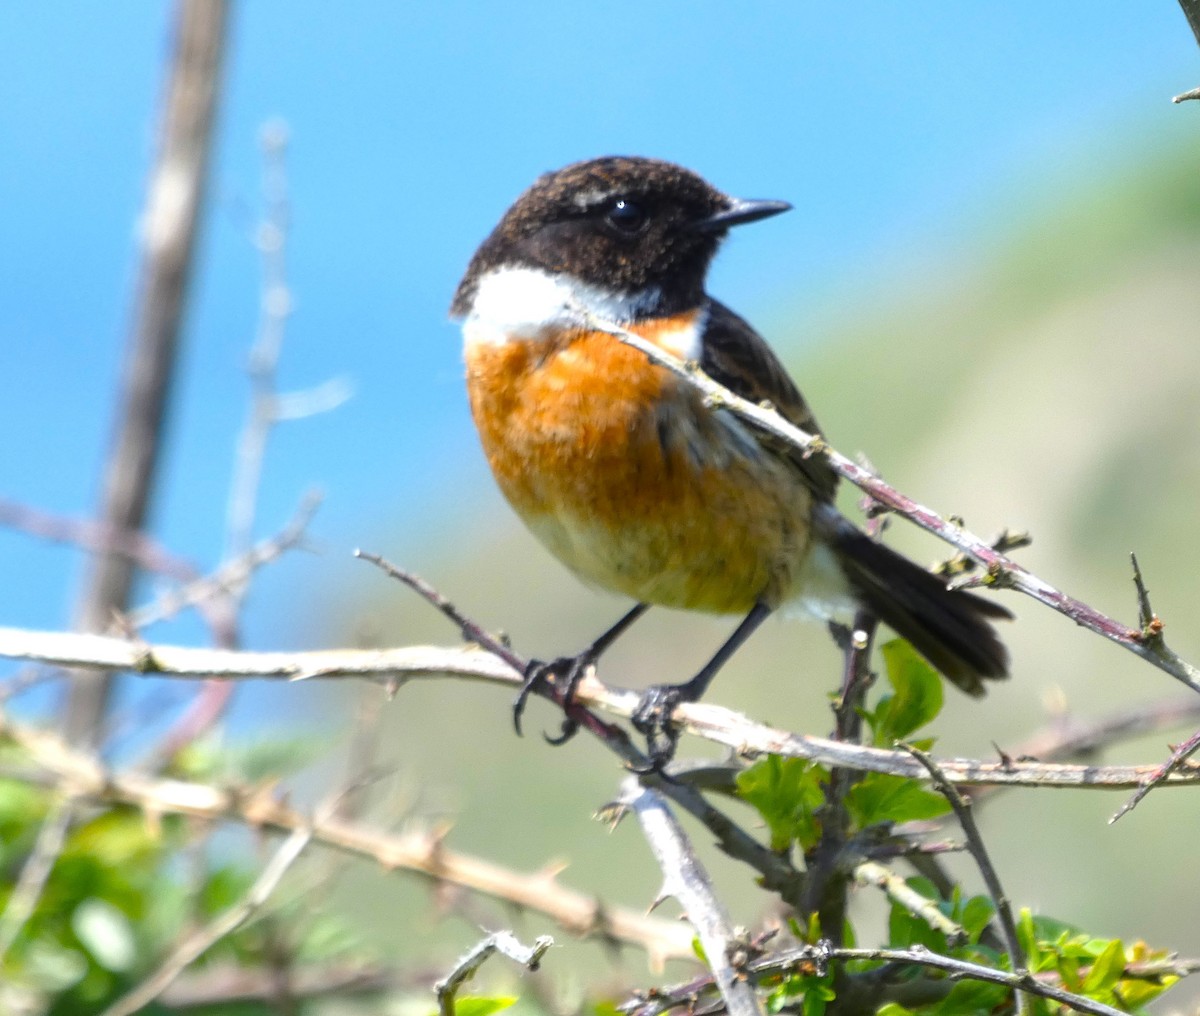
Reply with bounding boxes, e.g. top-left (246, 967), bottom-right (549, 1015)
top-left (832, 526), bottom-right (1011, 696)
